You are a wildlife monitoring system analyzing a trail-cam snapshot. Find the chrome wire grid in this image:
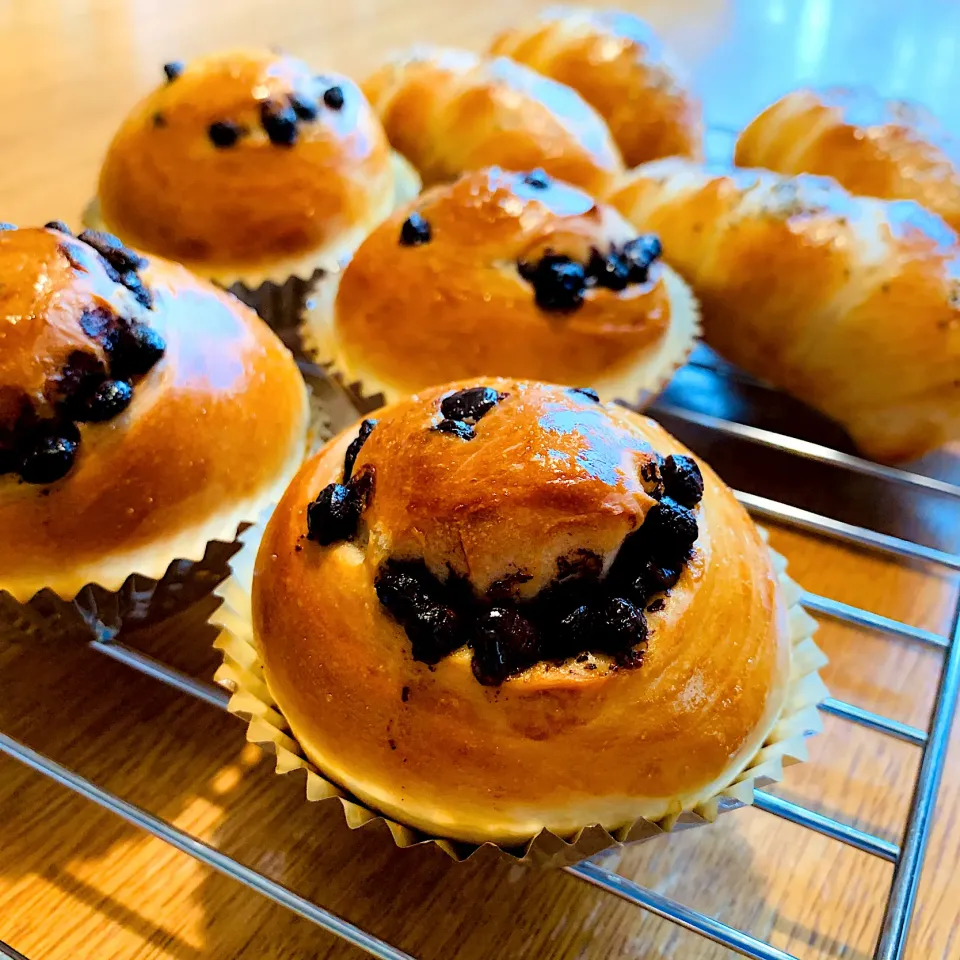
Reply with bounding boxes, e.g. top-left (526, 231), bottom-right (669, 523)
top-left (2, 348), bottom-right (959, 960)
